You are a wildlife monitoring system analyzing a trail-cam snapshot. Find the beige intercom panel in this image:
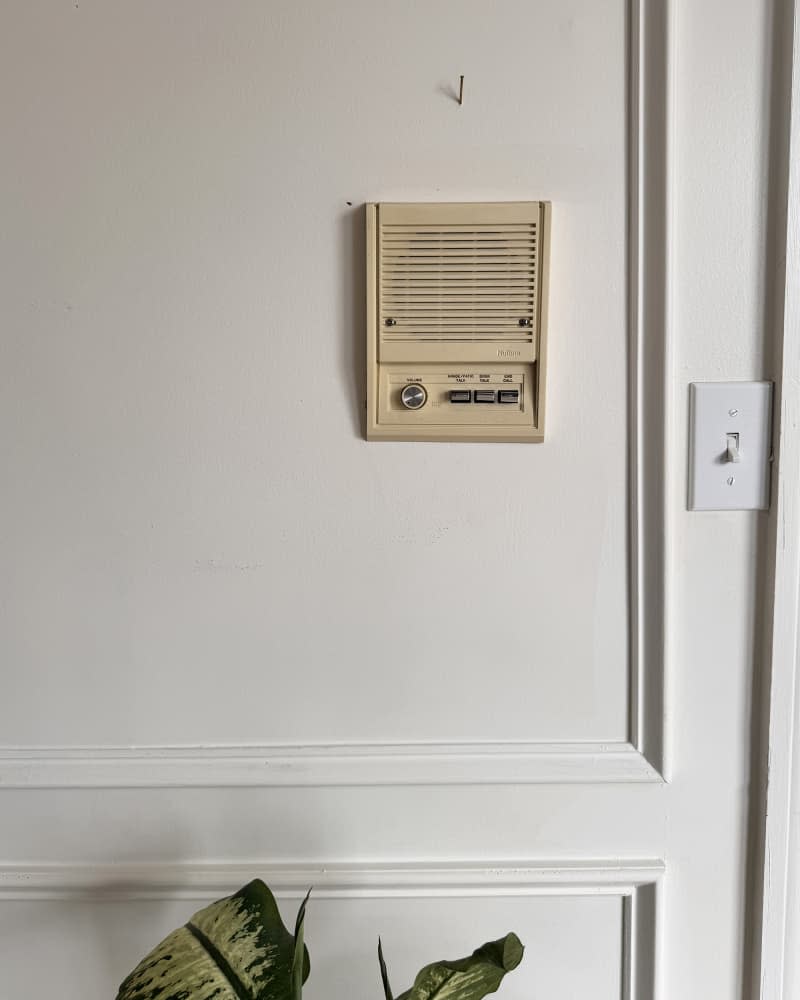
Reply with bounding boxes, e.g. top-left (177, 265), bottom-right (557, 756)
top-left (366, 201), bottom-right (550, 443)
